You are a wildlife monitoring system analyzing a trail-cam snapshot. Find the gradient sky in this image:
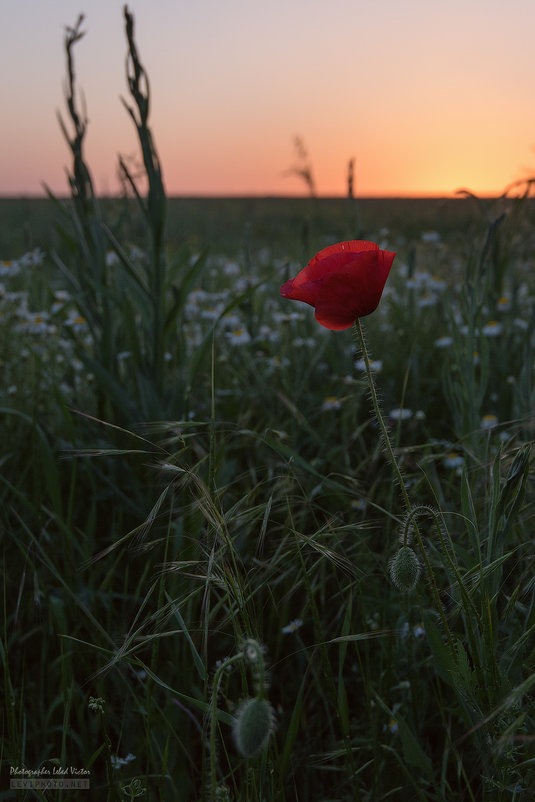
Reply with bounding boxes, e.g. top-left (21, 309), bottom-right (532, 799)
top-left (2, 0), bottom-right (535, 197)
